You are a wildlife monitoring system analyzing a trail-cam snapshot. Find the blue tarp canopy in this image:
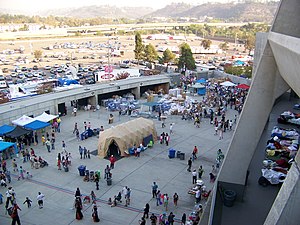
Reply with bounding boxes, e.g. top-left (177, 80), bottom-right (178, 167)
top-left (0, 125), bottom-right (15, 136)
top-left (196, 78), bottom-right (206, 84)
top-left (0, 141), bottom-right (17, 152)
top-left (24, 120), bottom-right (50, 130)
